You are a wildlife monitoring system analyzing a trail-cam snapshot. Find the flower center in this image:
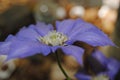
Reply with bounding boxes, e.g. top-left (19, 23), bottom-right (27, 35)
top-left (39, 30), bottom-right (68, 46)
top-left (92, 74), bottom-right (109, 80)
